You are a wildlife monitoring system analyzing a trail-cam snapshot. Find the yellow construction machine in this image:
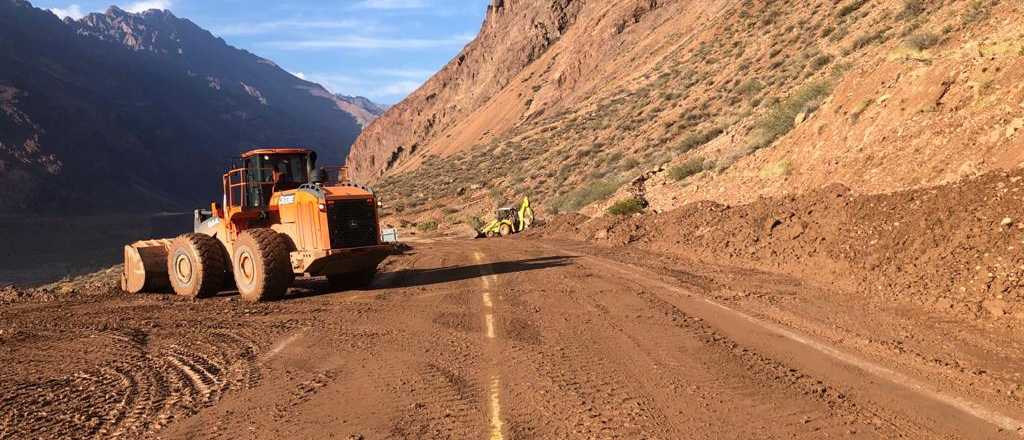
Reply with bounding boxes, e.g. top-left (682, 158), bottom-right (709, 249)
top-left (476, 196), bottom-right (535, 238)
top-left (122, 147), bottom-right (392, 302)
